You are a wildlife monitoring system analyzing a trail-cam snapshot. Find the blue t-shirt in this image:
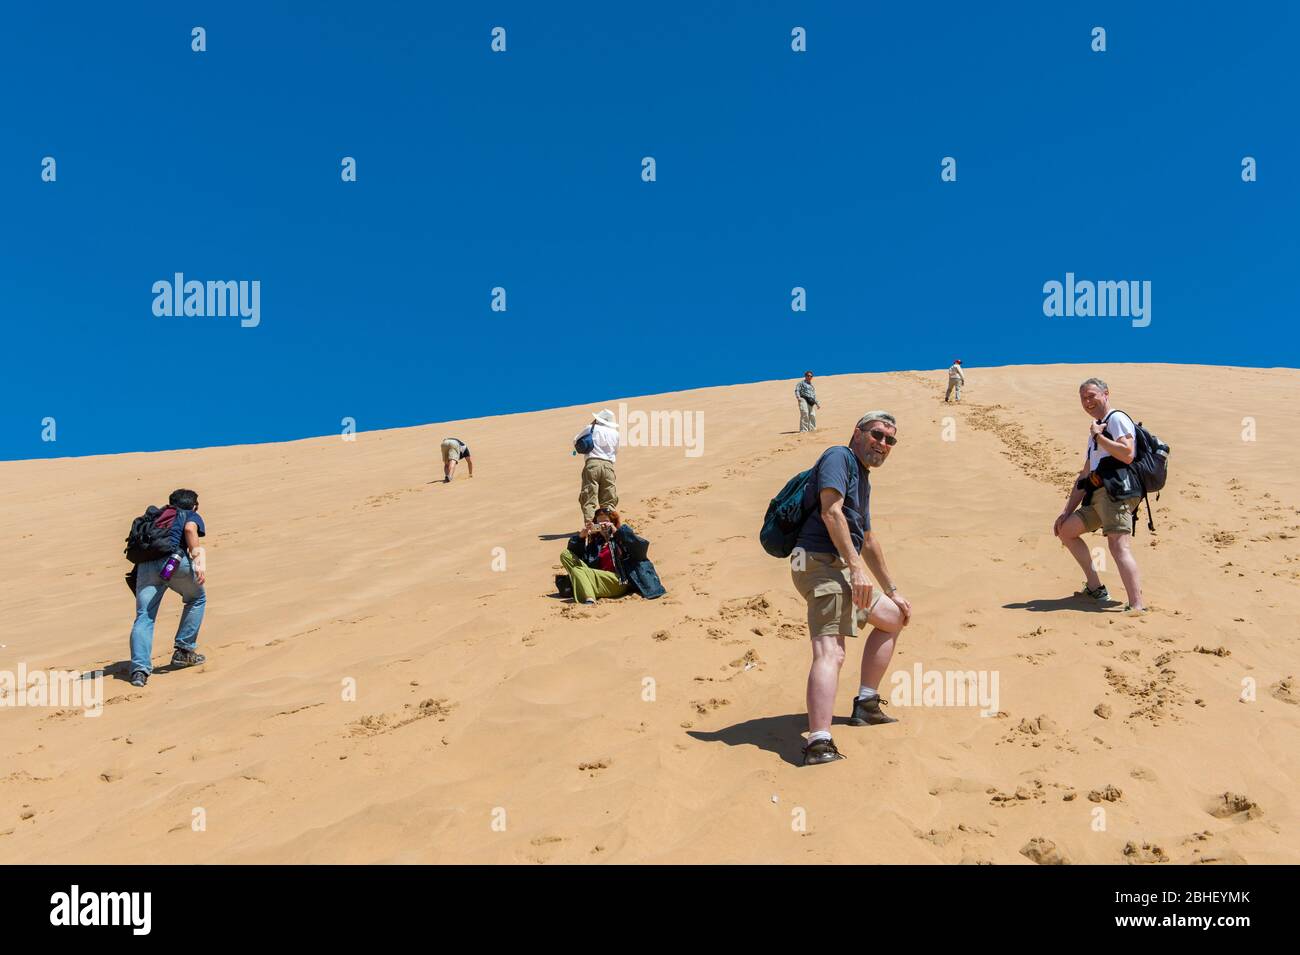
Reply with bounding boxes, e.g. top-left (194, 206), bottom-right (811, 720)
top-left (168, 509), bottom-right (206, 554)
top-left (795, 446), bottom-right (871, 555)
